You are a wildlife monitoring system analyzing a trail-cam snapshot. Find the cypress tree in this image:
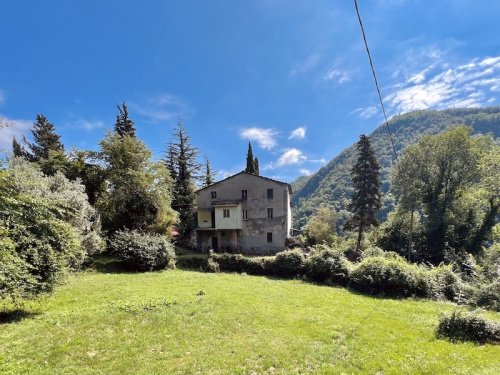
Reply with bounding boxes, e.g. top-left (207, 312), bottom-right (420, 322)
top-left (204, 157), bottom-right (214, 187)
top-left (344, 134), bottom-right (381, 254)
top-left (27, 114), bottom-right (64, 161)
top-left (253, 157), bottom-right (260, 176)
top-left (245, 142), bottom-right (256, 174)
top-left (114, 102), bottom-right (136, 137)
